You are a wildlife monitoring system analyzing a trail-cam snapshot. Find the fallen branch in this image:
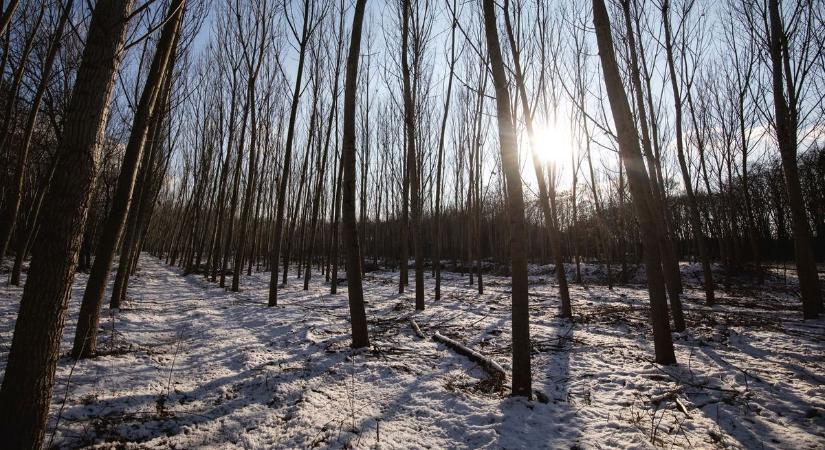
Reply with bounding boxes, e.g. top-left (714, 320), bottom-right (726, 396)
top-left (410, 319), bottom-right (425, 339)
top-left (432, 332), bottom-right (506, 380)
top-left (674, 397), bottom-right (691, 416)
top-left (650, 387), bottom-right (684, 404)
top-left (655, 365), bottom-right (745, 395)
top-left (649, 387), bottom-right (691, 416)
